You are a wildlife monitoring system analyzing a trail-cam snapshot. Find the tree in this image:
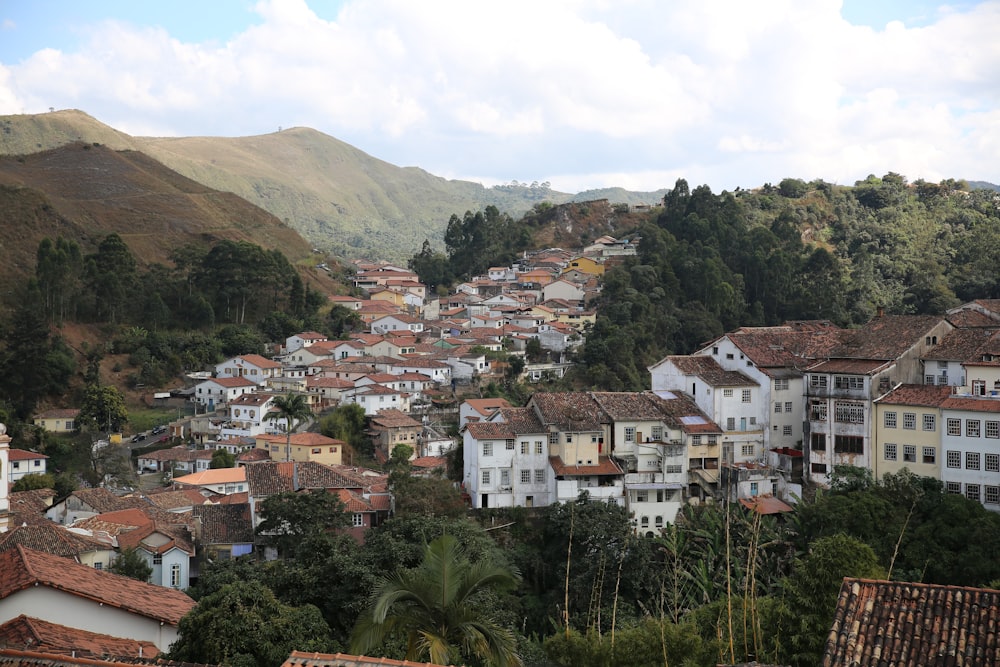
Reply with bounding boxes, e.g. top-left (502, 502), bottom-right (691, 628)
top-left (168, 580), bottom-right (333, 667)
top-left (319, 403), bottom-right (369, 462)
top-left (78, 384), bottom-right (128, 432)
top-left (267, 393), bottom-right (312, 462)
top-left (256, 490), bottom-right (349, 559)
top-left (351, 533), bottom-right (522, 667)
top-left (11, 472), bottom-right (55, 492)
top-left (210, 448), bottom-right (235, 469)
top-left (110, 547), bottom-right (153, 582)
